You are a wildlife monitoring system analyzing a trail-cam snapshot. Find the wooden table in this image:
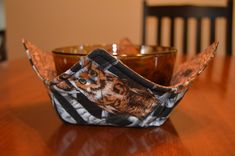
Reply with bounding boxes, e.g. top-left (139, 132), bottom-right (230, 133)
top-left (0, 56), bottom-right (235, 156)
